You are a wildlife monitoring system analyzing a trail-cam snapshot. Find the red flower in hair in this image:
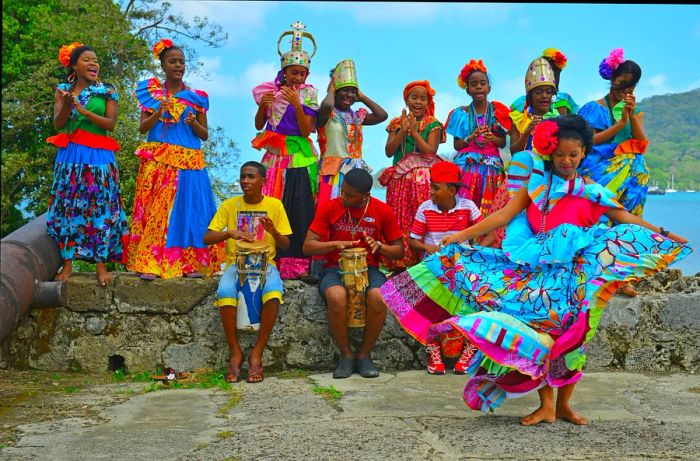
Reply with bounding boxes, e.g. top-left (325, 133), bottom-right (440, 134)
top-left (152, 38), bottom-right (174, 59)
top-left (532, 120), bottom-right (559, 157)
top-left (58, 42), bottom-right (84, 67)
top-left (542, 48), bottom-right (568, 70)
